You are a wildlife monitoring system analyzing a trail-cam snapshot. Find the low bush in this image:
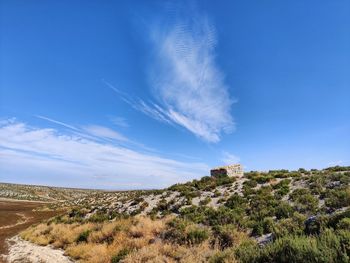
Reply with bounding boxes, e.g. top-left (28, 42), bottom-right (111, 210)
top-left (76, 230), bottom-right (90, 243)
top-left (290, 189), bottom-right (318, 215)
top-left (111, 248), bottom-right (131, 263)
top-left (337, 218), bottom-right (350, 230)
top-left (187, 227), bottom-right (209, 245)
top-left (324, 188), bottom-right (350, 209)
top-left (88, 213), bottom-right (110, 223)
top-left (275, 201), bottom-right (294, 219)
top-left (200, 196), bottom-right (212, 206)
top-left (236, 229), bottom-right (350, 263)
top-left (213, 224), bottom-right (248, 250)
top-left (244, 179), bottom-right (258, 188)
top-left (272, 213), bottom-right (306, 238)
top-left (162, 218), bottom-right (210, 245)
